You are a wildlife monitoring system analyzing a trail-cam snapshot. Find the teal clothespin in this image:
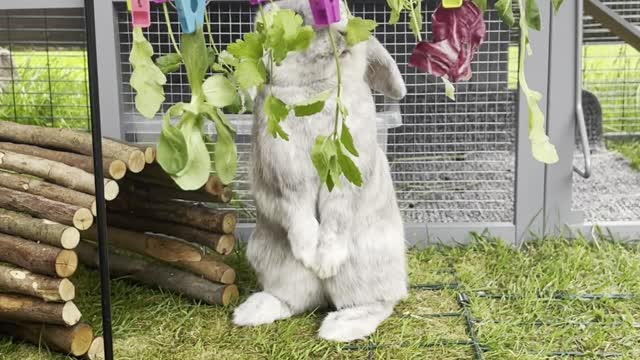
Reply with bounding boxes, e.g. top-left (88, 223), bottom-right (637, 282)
top-left (175, 0), bottom-right (206, 34)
